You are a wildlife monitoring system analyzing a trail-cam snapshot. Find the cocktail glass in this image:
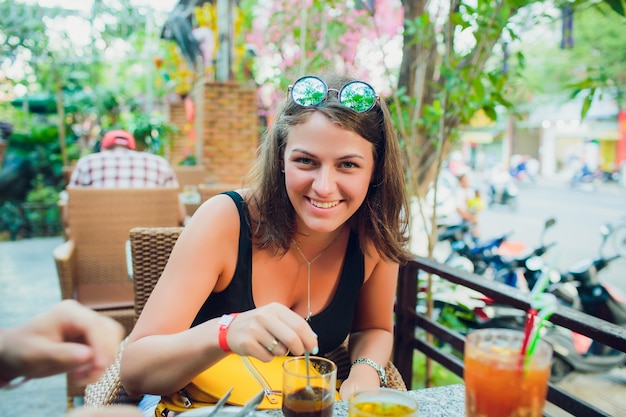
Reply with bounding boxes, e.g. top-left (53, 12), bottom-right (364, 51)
top-left (464, 328), bottom-right (552, 417)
